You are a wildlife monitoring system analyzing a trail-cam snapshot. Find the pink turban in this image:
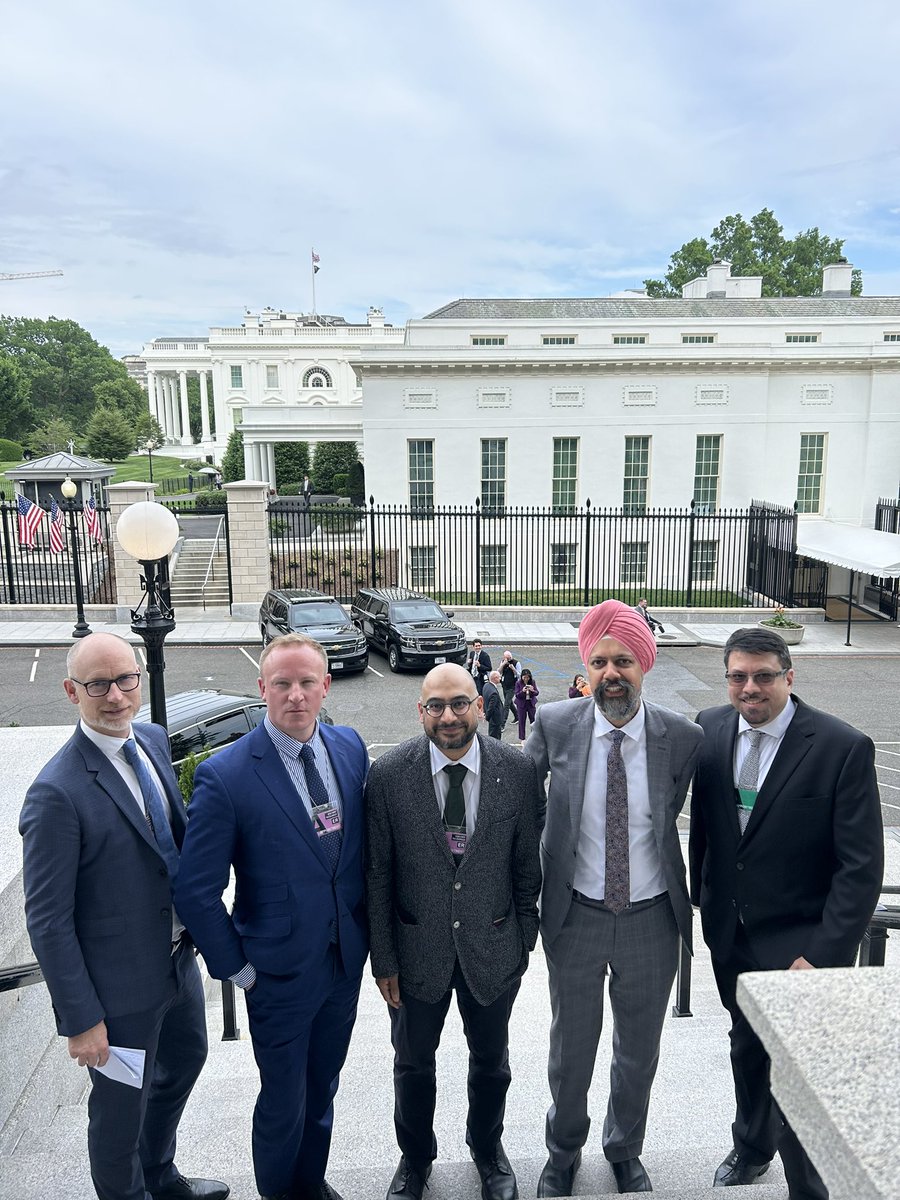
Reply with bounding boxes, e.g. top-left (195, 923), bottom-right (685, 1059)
top-left (577, 599), bottom-right (657, 674)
